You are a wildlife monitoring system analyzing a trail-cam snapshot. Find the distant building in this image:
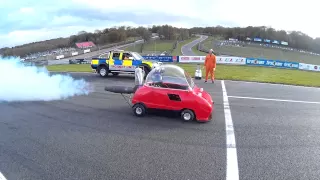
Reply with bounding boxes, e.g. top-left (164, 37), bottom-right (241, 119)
top-left (75, 41), bottom-right (96, 49)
